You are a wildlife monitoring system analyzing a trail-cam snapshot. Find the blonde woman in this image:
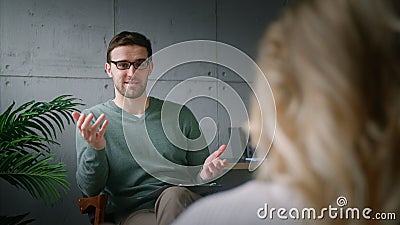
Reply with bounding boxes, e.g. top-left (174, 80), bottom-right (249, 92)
top-left (172, 0), bottom-right (400, 224)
